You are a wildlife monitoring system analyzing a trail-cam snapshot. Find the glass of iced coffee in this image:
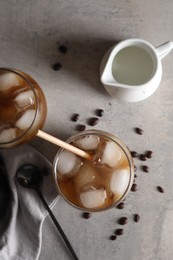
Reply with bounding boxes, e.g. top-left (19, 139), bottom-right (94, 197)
top-left (0, 68), bottom-right (47, 148)
top-left (53, 130), bottom-right (134, 212)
